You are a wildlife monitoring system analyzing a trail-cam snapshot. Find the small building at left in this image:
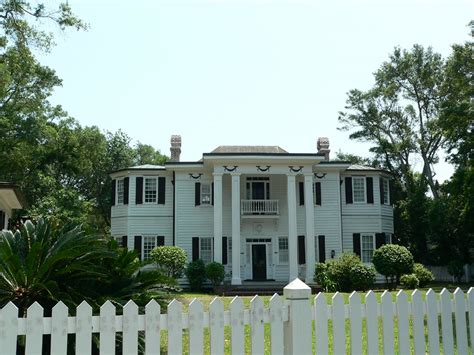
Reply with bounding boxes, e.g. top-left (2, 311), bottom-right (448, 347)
top-left (0, 182), bottom-right (25, 230)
